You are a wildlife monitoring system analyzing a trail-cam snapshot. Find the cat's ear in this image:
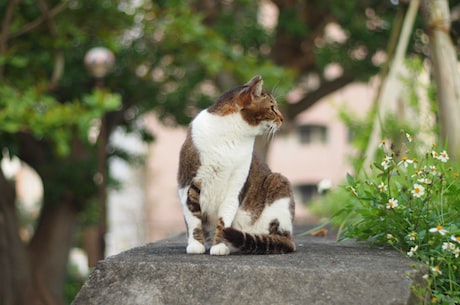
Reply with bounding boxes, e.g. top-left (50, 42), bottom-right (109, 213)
top-left (244, 75), bottom-right (263, 97)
